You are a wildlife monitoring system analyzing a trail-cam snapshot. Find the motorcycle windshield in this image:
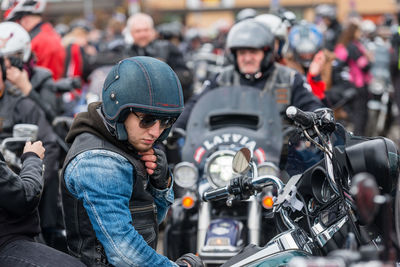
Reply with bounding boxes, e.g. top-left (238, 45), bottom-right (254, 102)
top-left (285, 123), bottom-right (347, 176)
top-left (182, 86), bottom-right (283, 168)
